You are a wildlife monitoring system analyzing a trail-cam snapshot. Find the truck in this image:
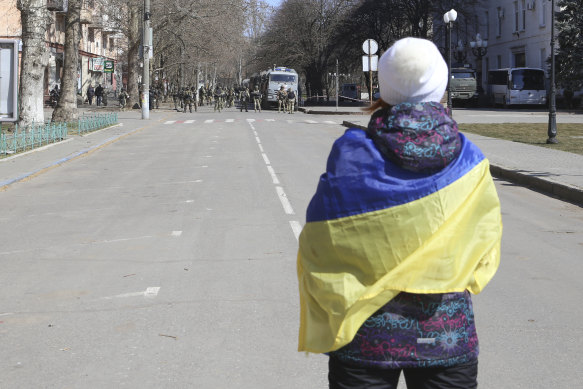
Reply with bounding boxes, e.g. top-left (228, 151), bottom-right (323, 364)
top-left (450, 67), bottom-right (478, 106)
top-left (250, 66), bottom-right (299, 109)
